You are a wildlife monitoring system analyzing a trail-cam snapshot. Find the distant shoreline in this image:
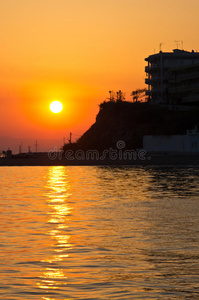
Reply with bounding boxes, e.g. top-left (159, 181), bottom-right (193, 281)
top-left (1, 154), bottom-right (199, 166)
